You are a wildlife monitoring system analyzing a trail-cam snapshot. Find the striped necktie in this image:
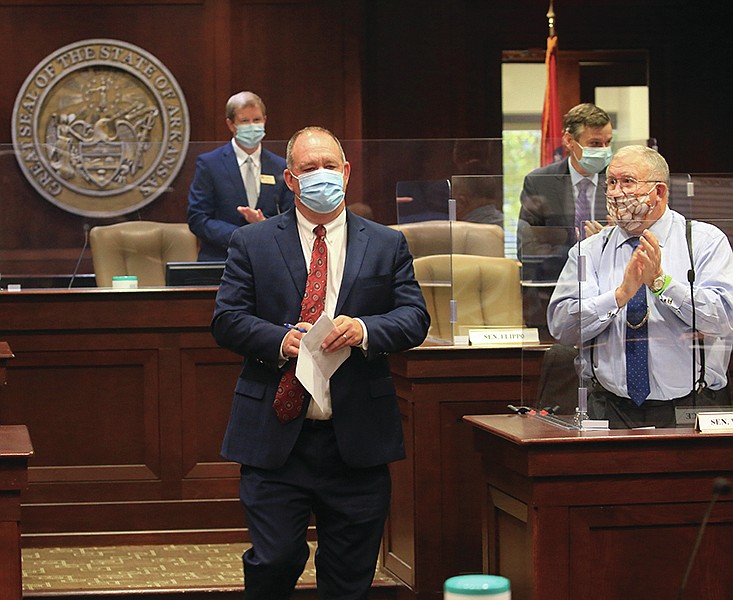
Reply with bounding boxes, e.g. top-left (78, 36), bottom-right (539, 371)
top-left (575, 178), bottom-right (592, 240)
